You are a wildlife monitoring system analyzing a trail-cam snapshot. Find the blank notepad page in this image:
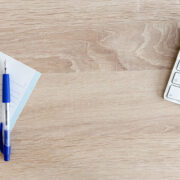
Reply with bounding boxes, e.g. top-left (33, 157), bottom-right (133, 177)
top-left (0, 52), bottom-right (41, 130)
